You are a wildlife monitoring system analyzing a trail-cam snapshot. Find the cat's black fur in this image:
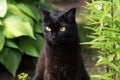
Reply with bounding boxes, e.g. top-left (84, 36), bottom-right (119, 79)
top-left (33, 8), bottom-right (90, 80)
